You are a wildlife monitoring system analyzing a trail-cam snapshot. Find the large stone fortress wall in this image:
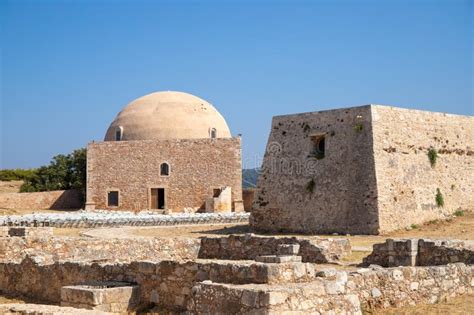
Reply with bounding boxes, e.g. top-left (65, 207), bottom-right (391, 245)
top-left (251, 105), bottom-right (473, 234)
top-left (251, 106), bottom-right (380, 234)
top-left (372, 106), bottom-right (474, 232)
top-left (87, 138), bottom-right (242, 212)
